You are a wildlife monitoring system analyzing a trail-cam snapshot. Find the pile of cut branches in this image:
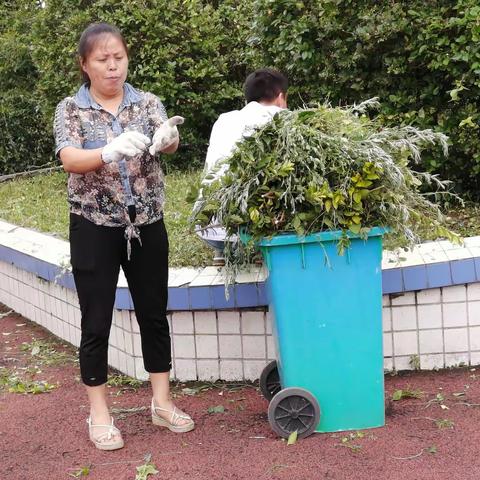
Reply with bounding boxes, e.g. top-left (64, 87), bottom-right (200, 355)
top-left (191, 99), bottom-right (461, 280)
